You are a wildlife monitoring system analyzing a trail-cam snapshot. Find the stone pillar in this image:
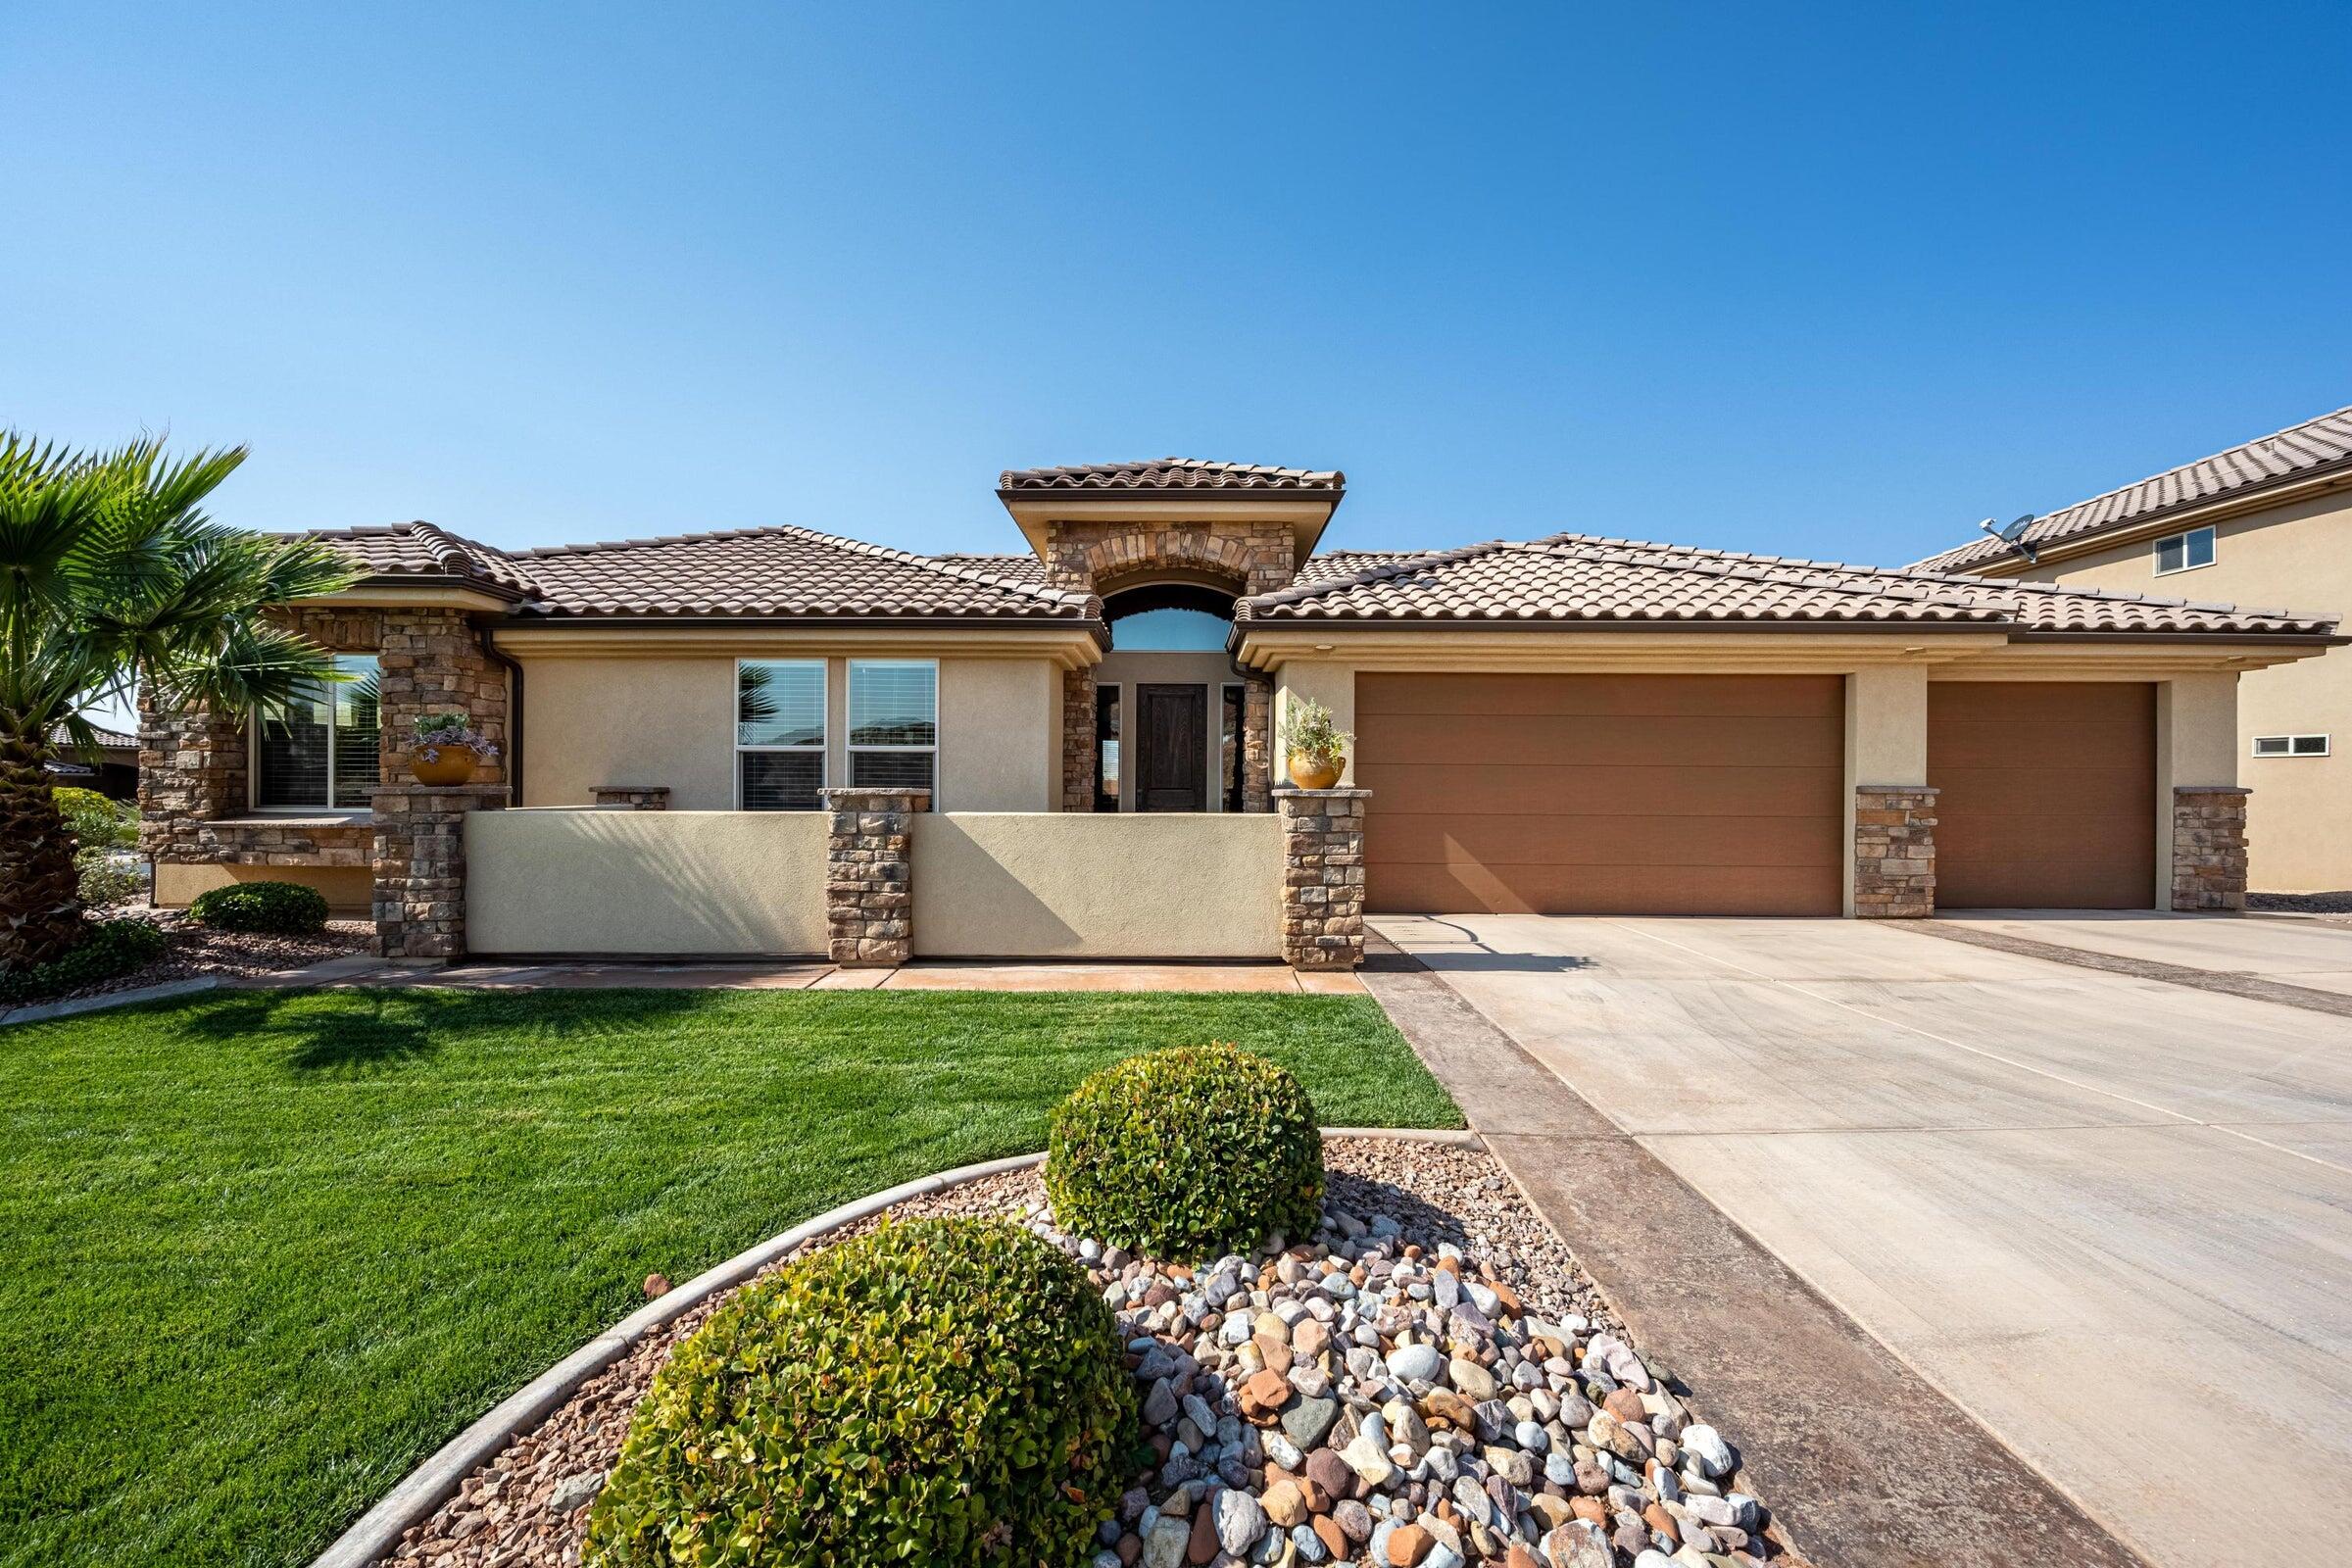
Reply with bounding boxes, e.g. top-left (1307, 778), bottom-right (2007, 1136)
top-left (823, 786), bottom-right (926, 965)
top-left (2171, 786), bottom-right (2250, 911)
top-left (1277, 787), bottom-right (1368, 970)
top-left (1243, 674), bottom-right (1274, 813)
top-left (371, 784), bottom-right (507, 959)
top-left (136, 691), bottom-right (248, 860)
top-left (591, 785), bottom-right (671, 810)
top-left (1061, 667), bottom-right (1098, 812)
top-left (1852, 785), bottom-right (1936, 918)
